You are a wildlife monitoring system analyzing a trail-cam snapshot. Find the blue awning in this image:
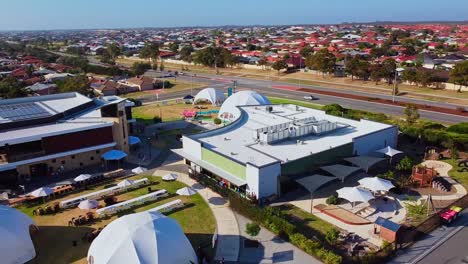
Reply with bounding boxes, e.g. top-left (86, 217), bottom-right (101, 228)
top-left (375, 216), bottom-right (401, 232)
top-left (102, 150), bottom-right (128, 161)
top-left (129, 136), bottom-right (141, 145)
